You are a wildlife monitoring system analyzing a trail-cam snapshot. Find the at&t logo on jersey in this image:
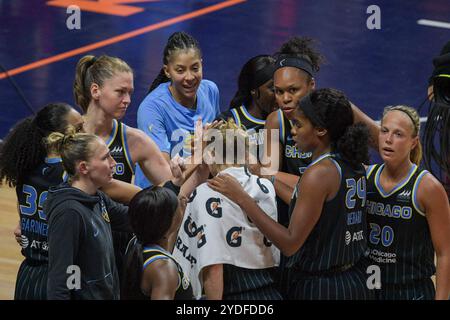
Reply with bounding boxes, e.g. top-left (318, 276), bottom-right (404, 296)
top-left (345, 231), bottom-right (352, 245)
top-left (19, 235), bottom-right (29, 249)
top-left (345, 230), bottom-right (364, 245)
